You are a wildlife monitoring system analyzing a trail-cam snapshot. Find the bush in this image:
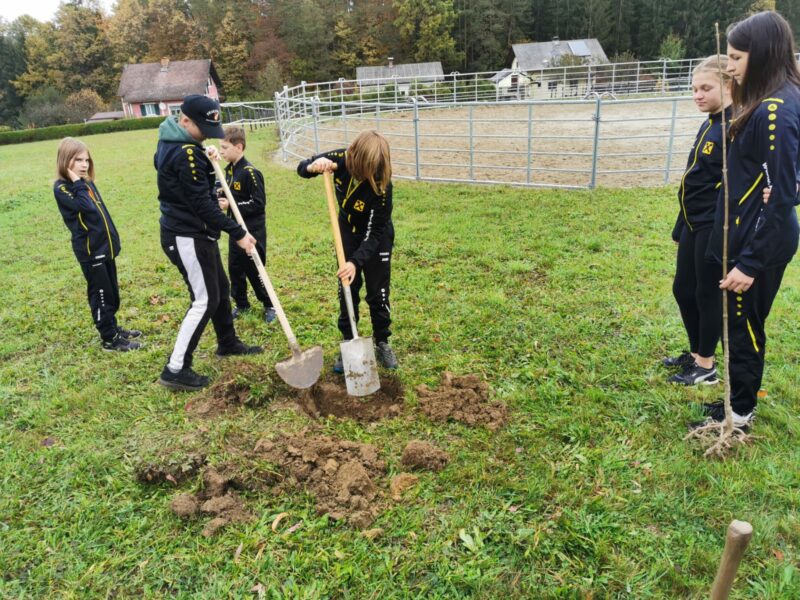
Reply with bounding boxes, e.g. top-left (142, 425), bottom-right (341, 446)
top-left (0, 116), bottom-right (164, 146)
